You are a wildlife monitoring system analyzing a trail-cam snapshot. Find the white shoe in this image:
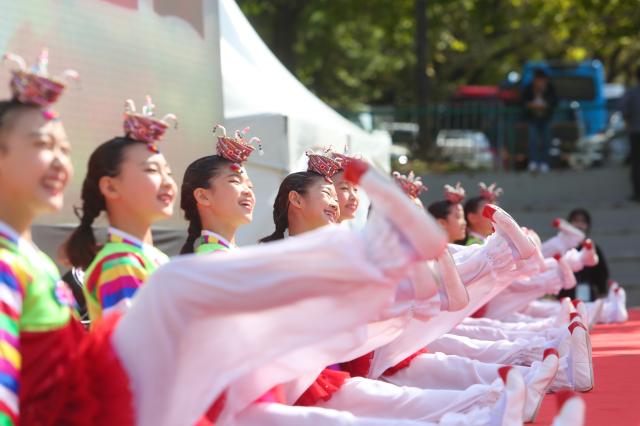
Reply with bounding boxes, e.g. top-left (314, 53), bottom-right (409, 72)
top-left (494, 367), bottom-right (526, 426)
top-left (540, 163), bottom-right (550, 173)
top-left (572, 299), bottom-right (589, 326)
top-left (435, 250), bottom-right (469, 311)
top-left (580, 239), bottom-right (599, 267)
top-left (568, 321), bottom-right (594, 392)
top-left (614, 285), bottom-right (629, 322)
top-left (348, 159), bottom-right (448, 262)
top-left (600, 282), bottom-right (621, 323)
top-left (551, 391), bottom-right (586, 426)
top-left (524, 349), bottom-right (560, 422)
top-left (483, 204), bottom-right (544, 269)
top-left (528, 162), bottom-right (539, 172)
top-left (554, 218), bottom-right (586, 250)
top-left (557, 256), bottom-right (577, 290)
top-left (587, 298), bottom-right (604, 330)
top-left (554, 297), bottom-right (573, 327)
